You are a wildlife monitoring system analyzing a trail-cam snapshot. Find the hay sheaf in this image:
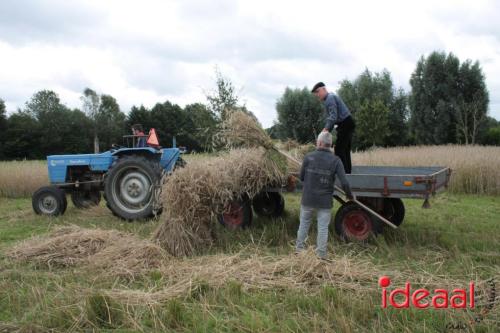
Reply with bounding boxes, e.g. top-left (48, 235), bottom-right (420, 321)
top-left (153, 111), bottom-right (288, 257)
top-left (7, 226), bottom-right (168, 278)
top-left (6, 226), bottom-right (122, 267)
top-left (216, 110), bottom-right (274, 149)
top-left (153, 147), bottom-right (287, 257)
